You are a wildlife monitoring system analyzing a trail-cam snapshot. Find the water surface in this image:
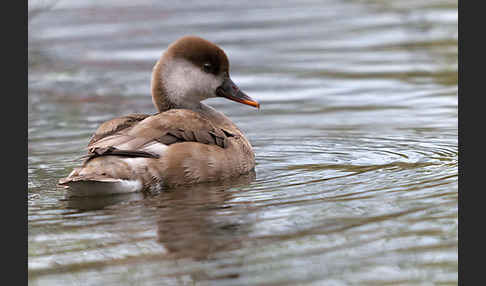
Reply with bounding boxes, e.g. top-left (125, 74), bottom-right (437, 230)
top-left (28, 0), bottom-right (458, 285)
